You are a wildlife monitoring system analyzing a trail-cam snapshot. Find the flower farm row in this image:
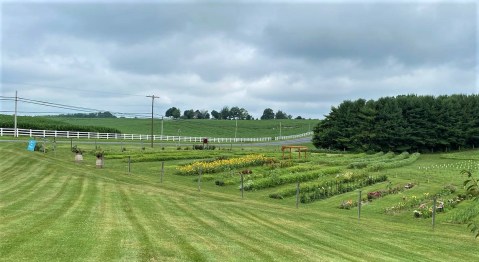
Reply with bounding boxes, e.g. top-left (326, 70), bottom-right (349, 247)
top-left (171, 151), bottom-right (423, 203)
